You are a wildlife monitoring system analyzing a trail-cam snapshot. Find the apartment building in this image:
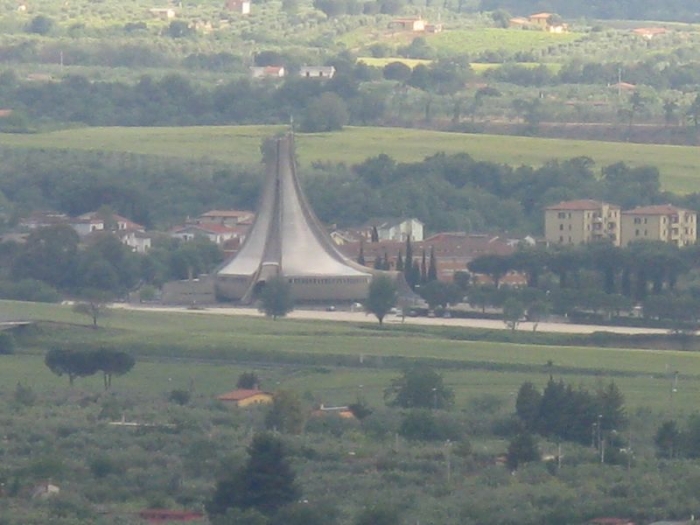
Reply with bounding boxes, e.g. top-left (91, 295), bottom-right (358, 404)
top-left (620, 204), bottom-right (697, 247)
top-left (544, 200), bottom-right (621, 246)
